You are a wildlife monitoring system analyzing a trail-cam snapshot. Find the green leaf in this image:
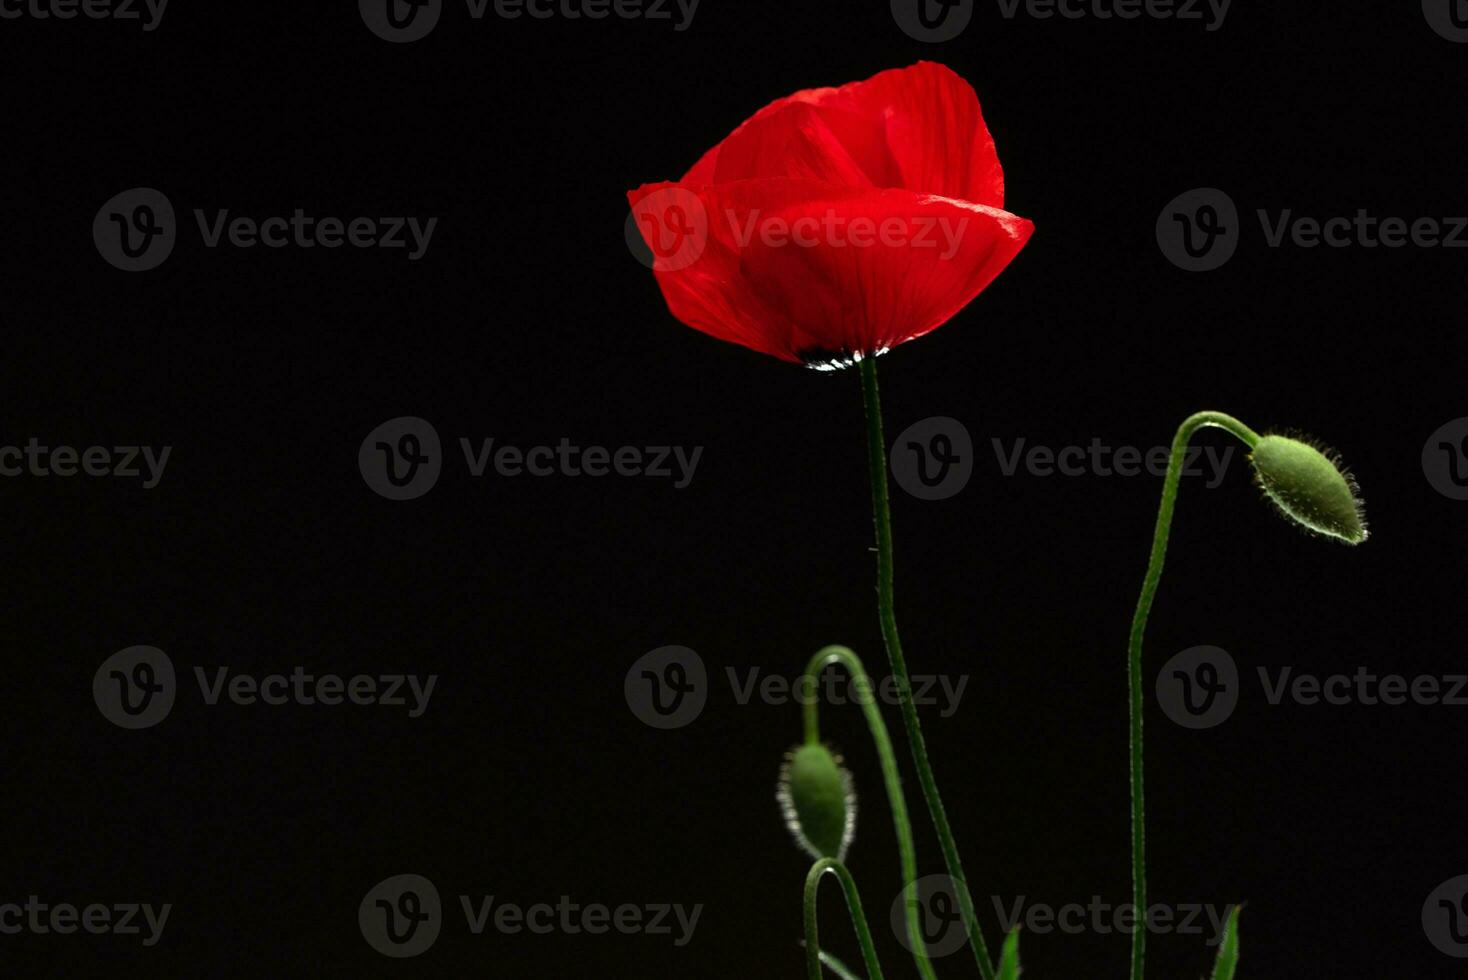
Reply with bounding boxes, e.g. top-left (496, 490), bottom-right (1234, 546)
top-left (1208, 905), bottom-right (1241, 980)
top-left (997, 928), bottom-right (1021, 980)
